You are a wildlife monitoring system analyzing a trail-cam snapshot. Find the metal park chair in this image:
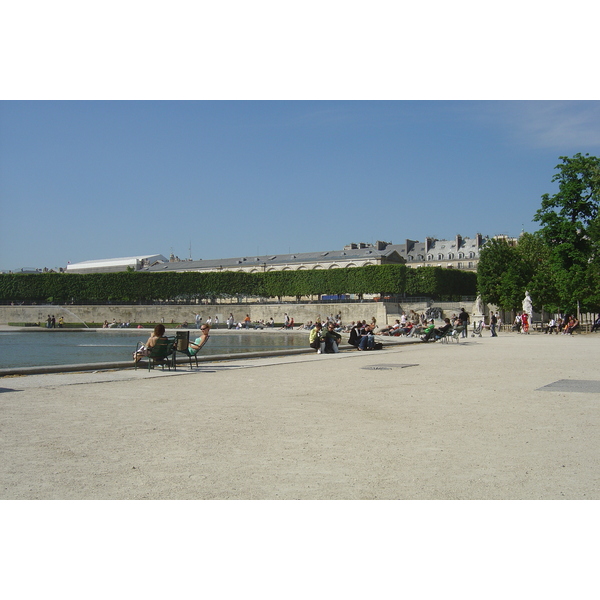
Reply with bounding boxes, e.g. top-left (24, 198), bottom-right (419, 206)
top-left (134, 336), bottom-right (173, 371)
